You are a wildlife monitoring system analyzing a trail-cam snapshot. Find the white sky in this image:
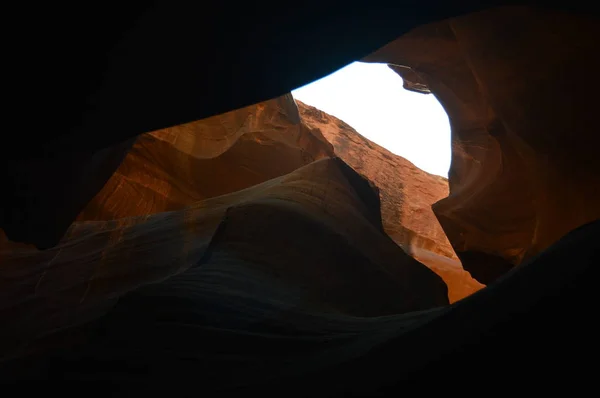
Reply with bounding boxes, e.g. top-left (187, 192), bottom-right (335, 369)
top-left (292, 62), bottom-right (451, 177)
